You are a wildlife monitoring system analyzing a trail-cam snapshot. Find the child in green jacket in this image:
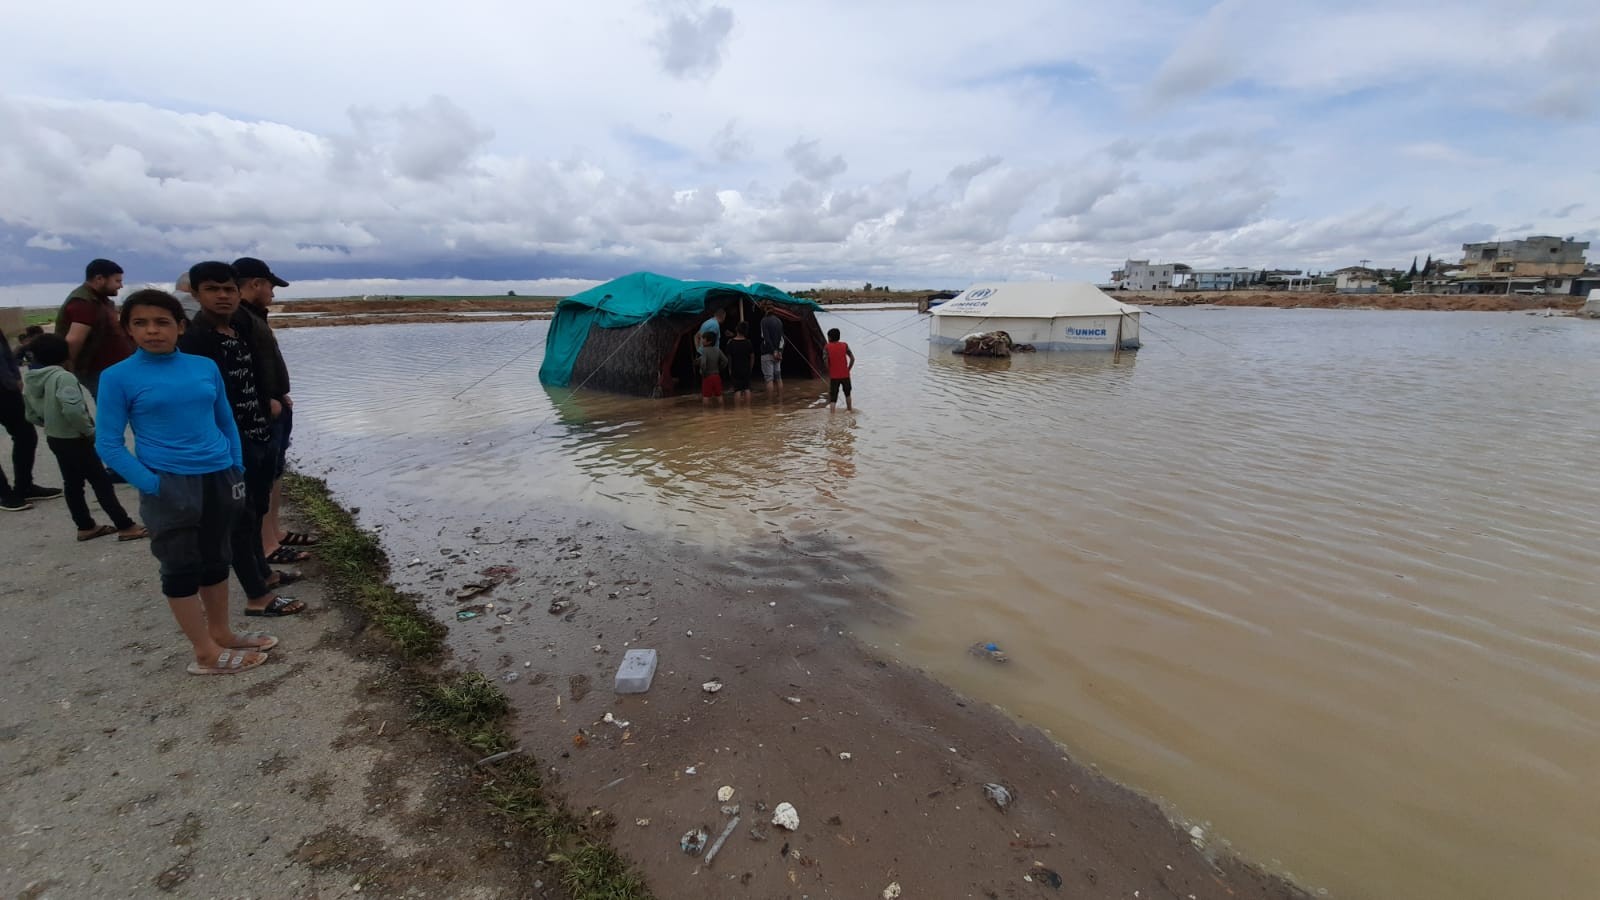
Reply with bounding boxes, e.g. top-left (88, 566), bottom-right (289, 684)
top-left (21, 335), bottom-right (144, 541)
